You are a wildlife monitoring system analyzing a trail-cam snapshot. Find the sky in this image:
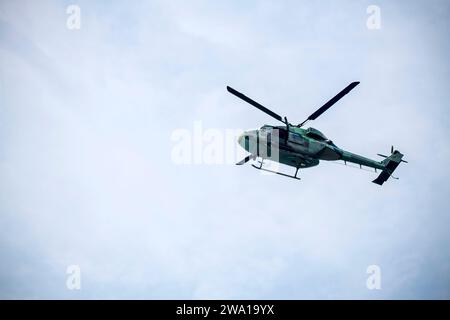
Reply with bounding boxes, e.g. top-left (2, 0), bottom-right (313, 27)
top-left (0, 0), bottom-right (449, 299)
